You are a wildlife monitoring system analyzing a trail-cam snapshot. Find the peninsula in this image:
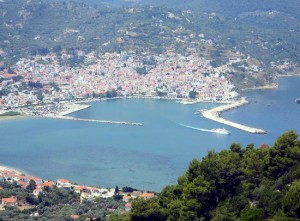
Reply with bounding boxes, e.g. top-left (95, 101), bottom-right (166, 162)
top-left (201, 98), bottom-right (267, 134)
